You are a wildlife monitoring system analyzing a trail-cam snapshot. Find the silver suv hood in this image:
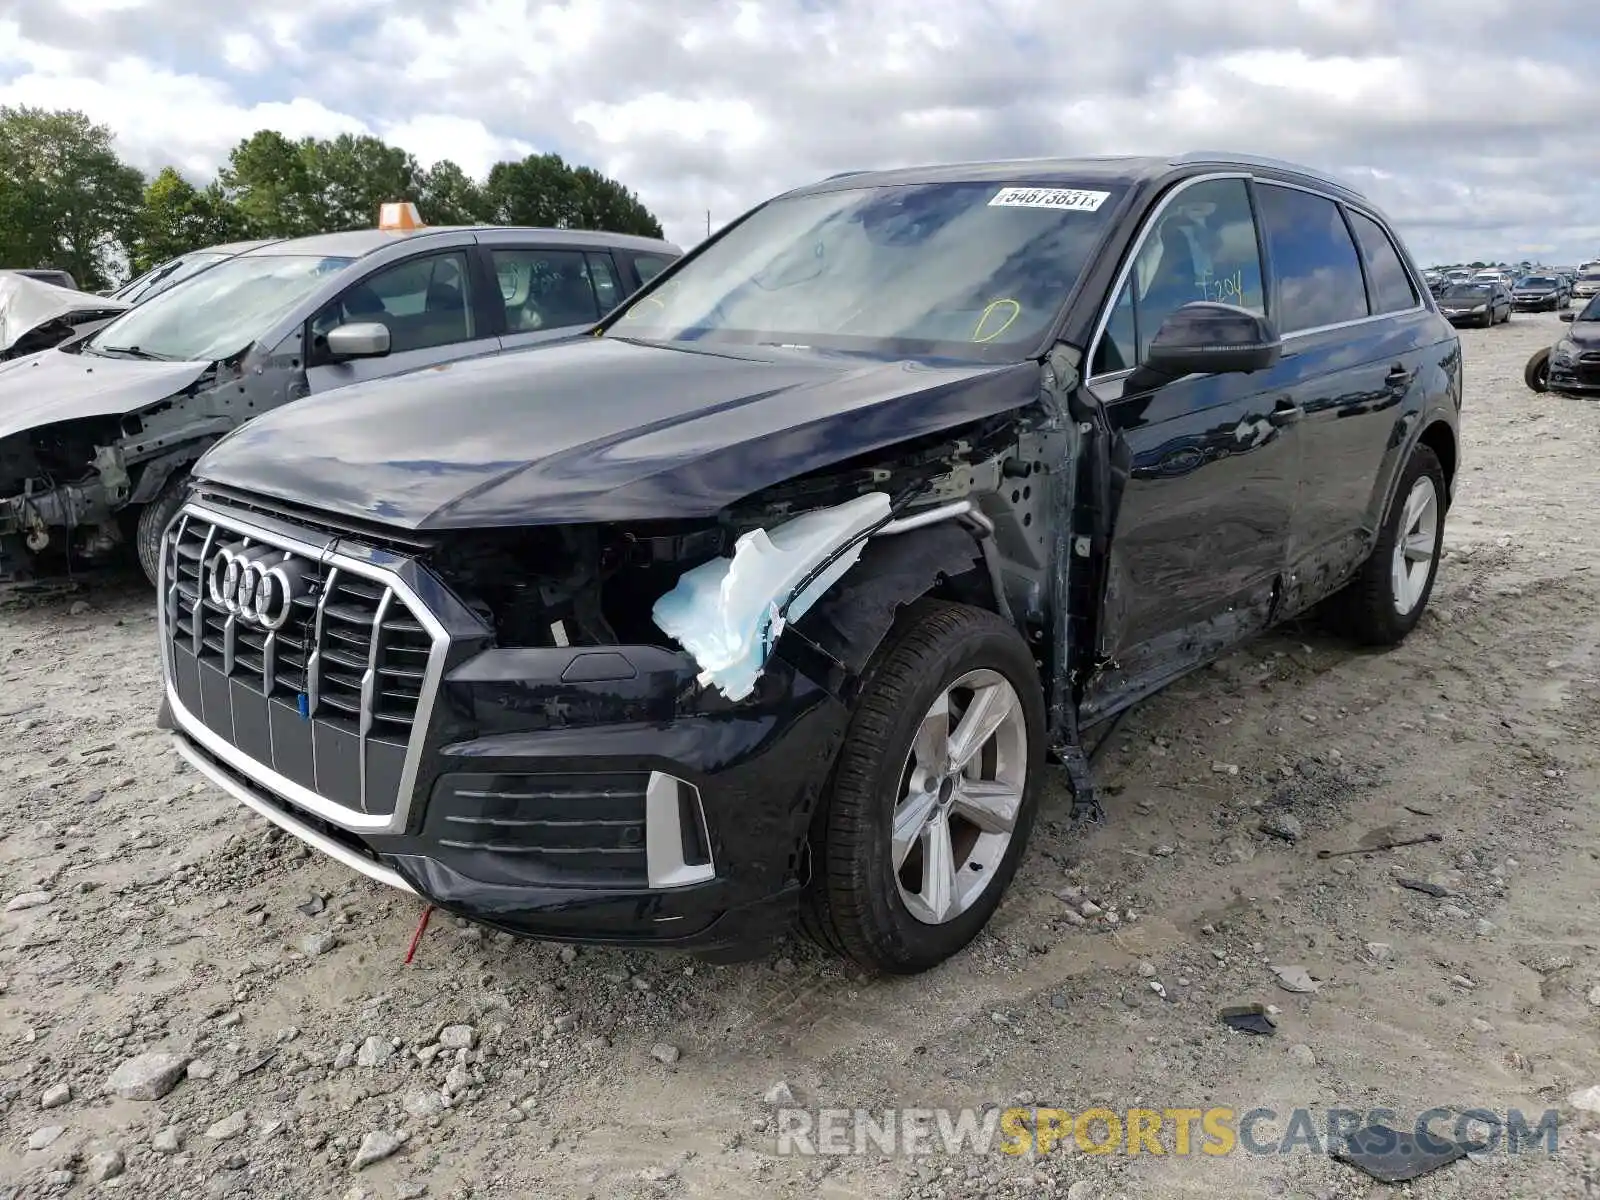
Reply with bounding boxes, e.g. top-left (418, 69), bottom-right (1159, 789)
top-left (0, 346), bottom-right (213, 441)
